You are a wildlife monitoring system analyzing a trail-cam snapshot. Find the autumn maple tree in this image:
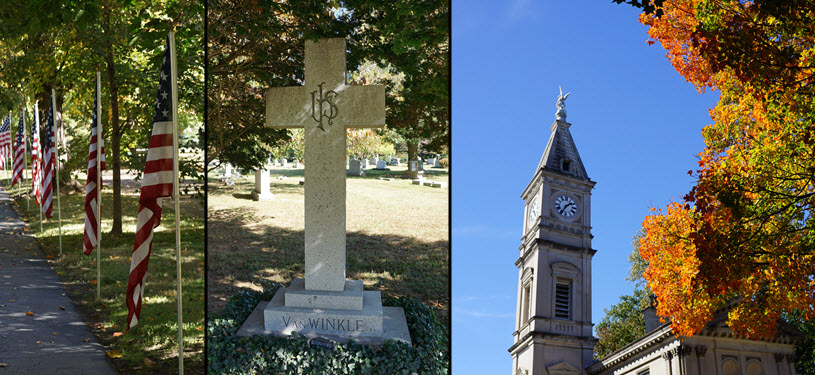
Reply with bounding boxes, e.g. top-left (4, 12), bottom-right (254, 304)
top-left (632, 0), bottom-right (815, 339)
